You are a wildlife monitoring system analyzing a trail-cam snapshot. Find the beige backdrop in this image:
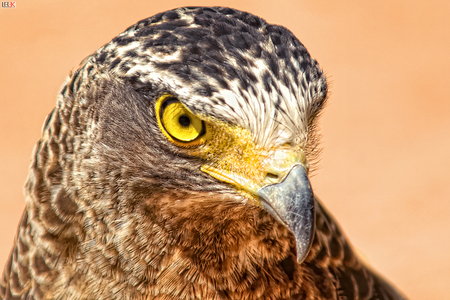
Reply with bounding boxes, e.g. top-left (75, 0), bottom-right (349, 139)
top-left (1, 1), bottom-right (449, 298)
